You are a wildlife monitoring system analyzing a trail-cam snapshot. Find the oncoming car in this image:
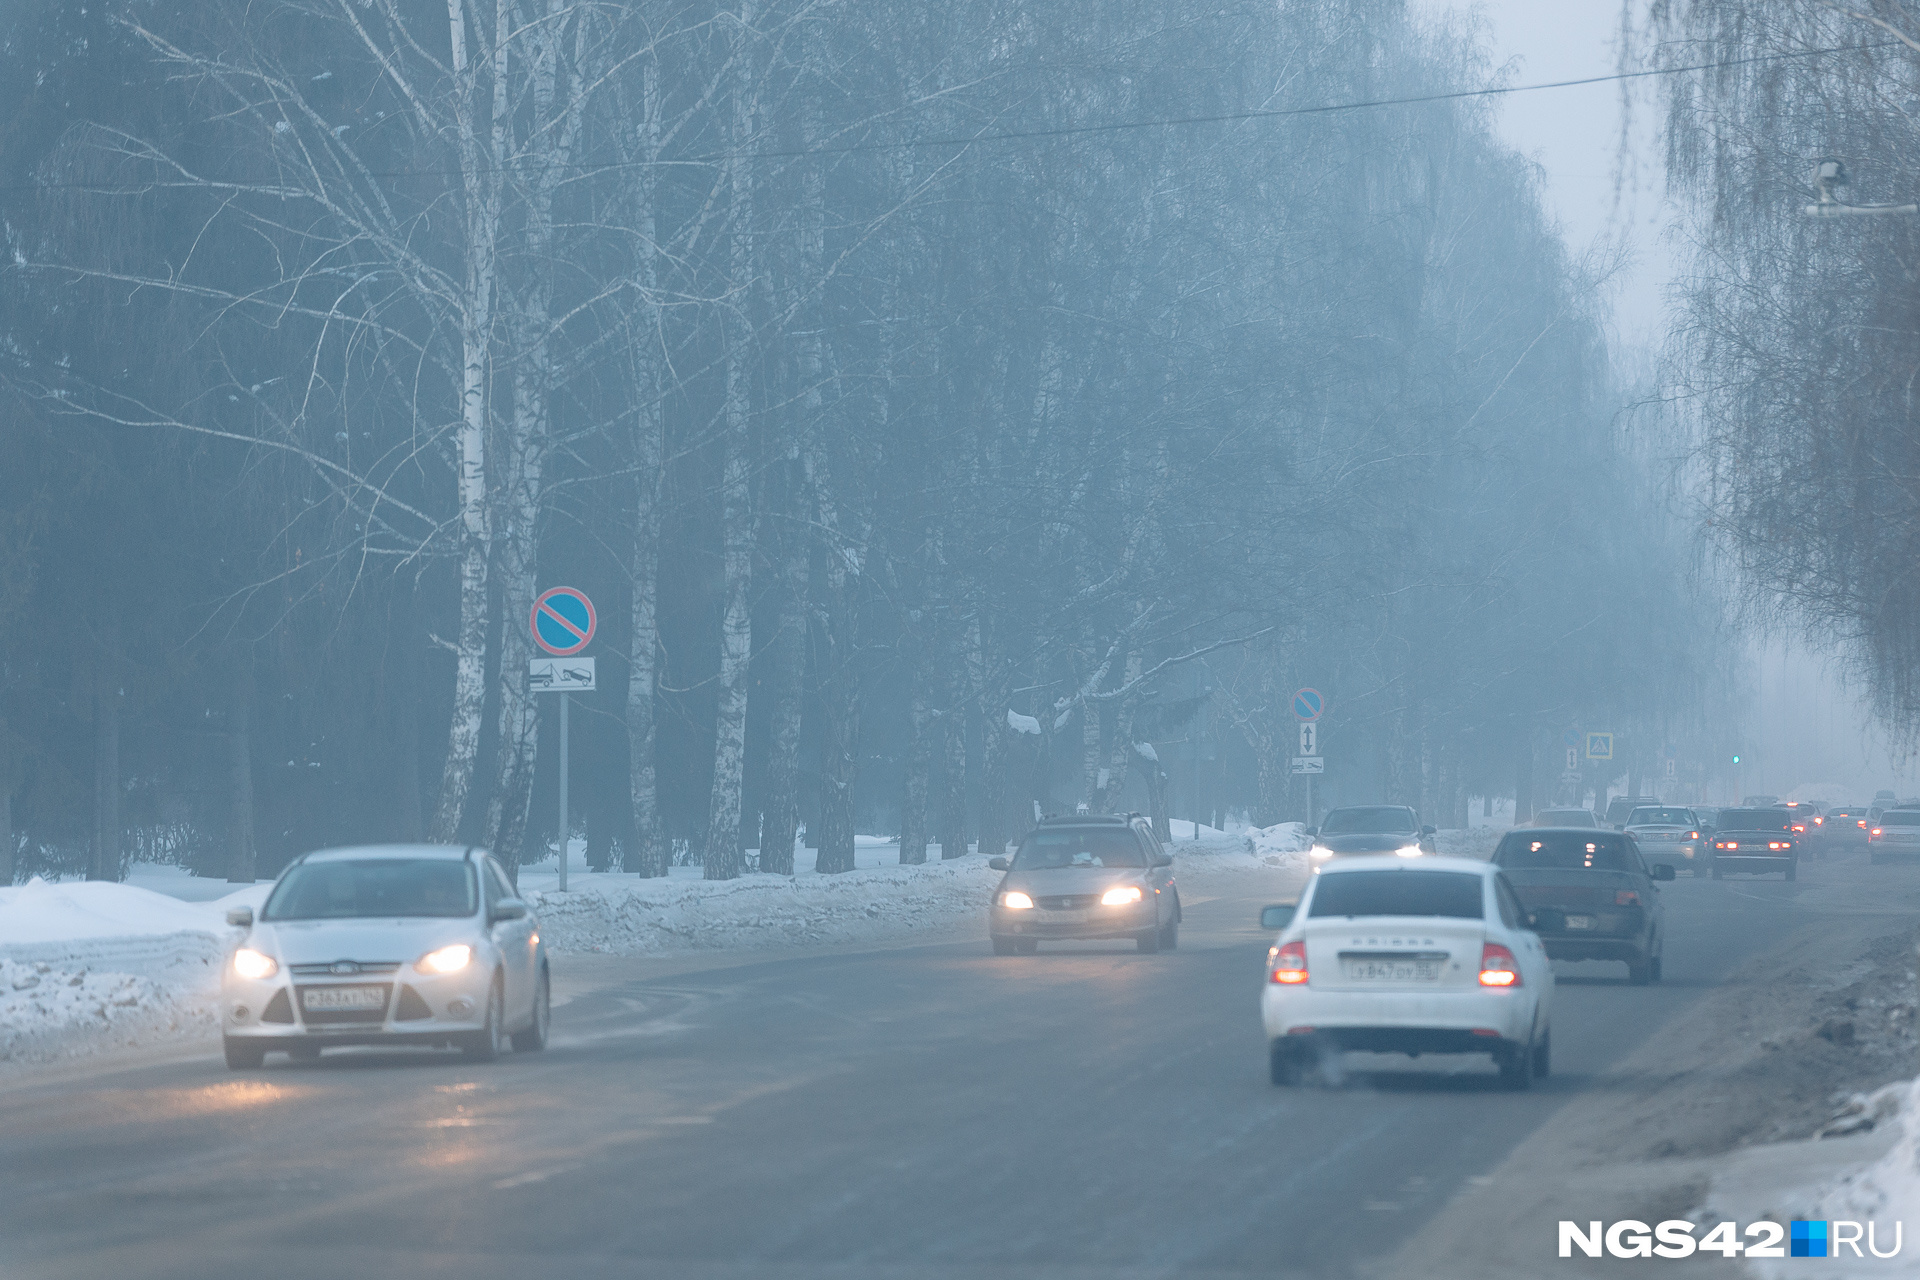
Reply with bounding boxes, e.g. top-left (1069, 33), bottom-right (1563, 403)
top-left (987, 815), bottom-right (1178, 953)
top-left (1259, 856), bottom-right (1553, 1090)
top-left (1306, 805), bottom-right (1437, 863)
top-left (221, 845), bottom-right (550, 1068)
